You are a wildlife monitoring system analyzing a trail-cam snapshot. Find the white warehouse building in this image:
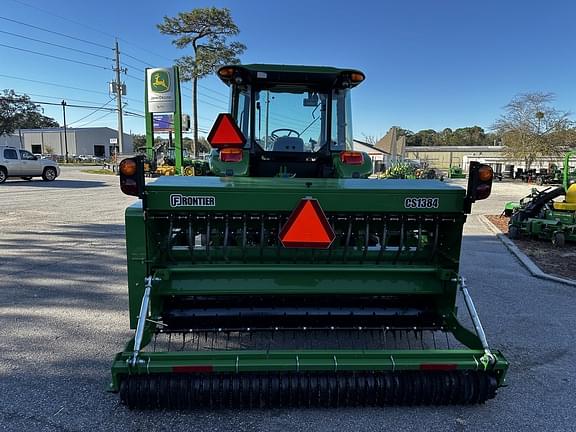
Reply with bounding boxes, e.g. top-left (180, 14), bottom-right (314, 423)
top-left (0, 127), bottom-right (133, 158)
